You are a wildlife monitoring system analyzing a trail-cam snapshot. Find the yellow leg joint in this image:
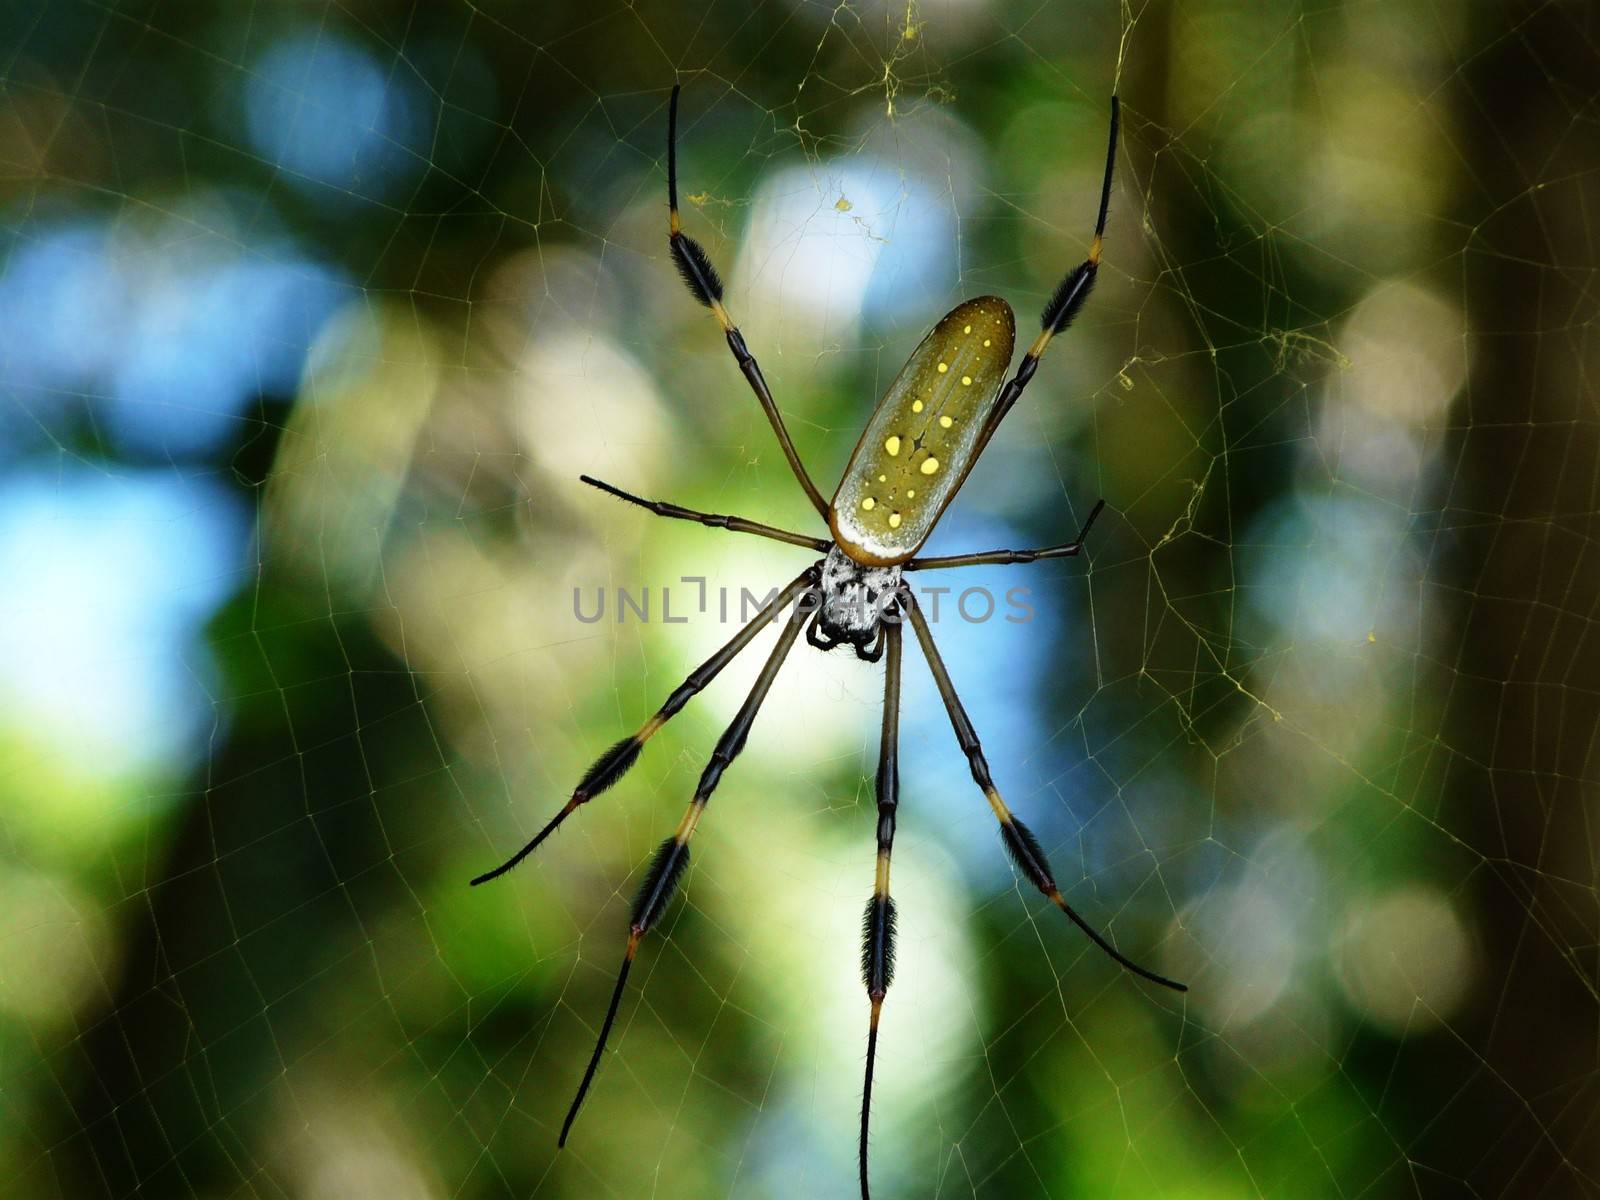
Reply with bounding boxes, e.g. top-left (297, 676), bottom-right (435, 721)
top-left (874, 850), bottom-right (892, 898)
top-left (673, 797), bottom-right (708, 843)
